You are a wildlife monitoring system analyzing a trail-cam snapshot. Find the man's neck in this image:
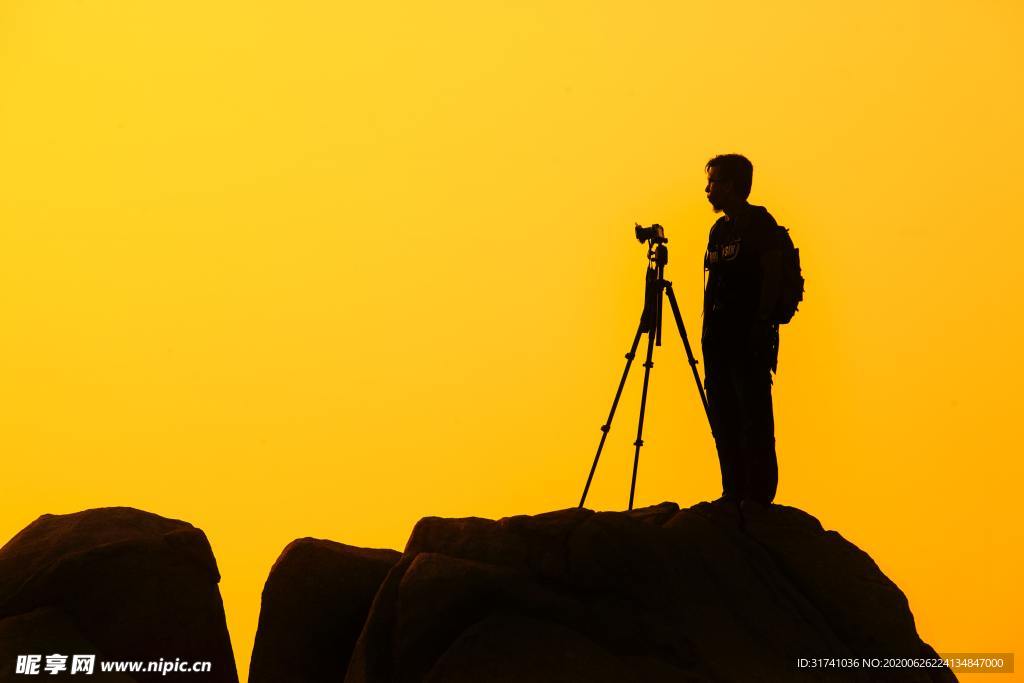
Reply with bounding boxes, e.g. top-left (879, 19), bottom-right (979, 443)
top-left (723, 200), bottom-right (751, 221)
